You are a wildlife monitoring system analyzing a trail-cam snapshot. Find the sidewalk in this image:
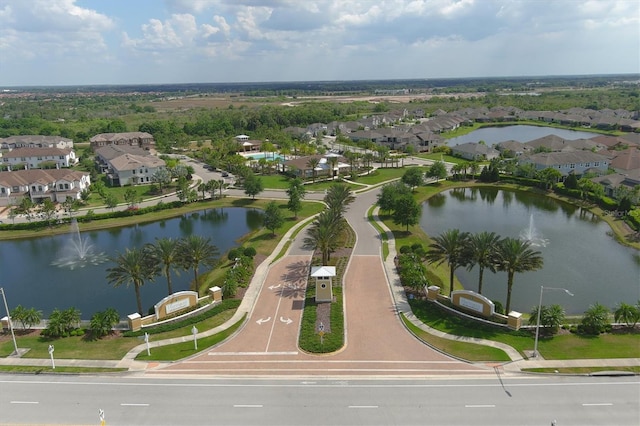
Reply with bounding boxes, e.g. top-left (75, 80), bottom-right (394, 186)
top-left (1, 182), bottom-right (638, 375)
